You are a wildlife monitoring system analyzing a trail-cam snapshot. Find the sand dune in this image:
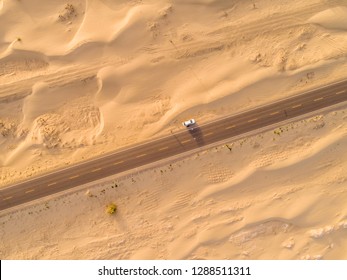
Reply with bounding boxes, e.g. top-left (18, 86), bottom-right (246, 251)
top-left (308, 6), bottom-right (347, 30)
top-left (0, 0), bottom-right (347, 259)
top-left (0, 49), bottom-right (48, 76)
